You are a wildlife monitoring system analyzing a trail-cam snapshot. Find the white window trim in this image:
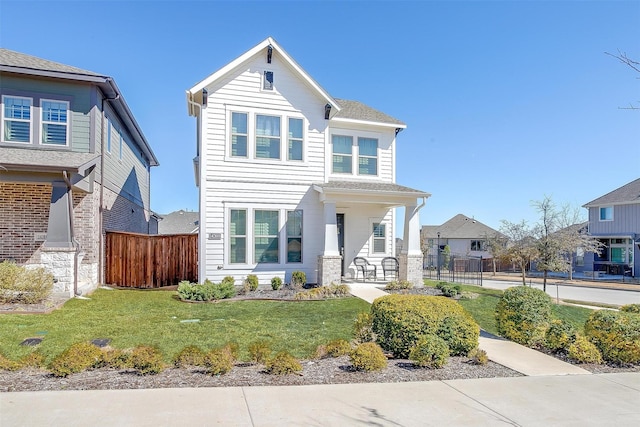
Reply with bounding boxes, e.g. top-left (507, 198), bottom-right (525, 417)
top-left (255, 114), bottom-right (282, 161)
top-left (331, 134), bottom-right (353, 174)
top-left (329, 129), bottom-right (385, 179)
top-left (229, 111), bottom-right (249, 158)
top-left (40, 98), bottom-right (70, 147)
top-left (262, 70), bottom-right (274, 91)
top-left (286, 209), bottom-right (303, 264)
top-left (369, 219), bottom-right (388, 256)
top-left (287, 117), bottom-right (304, 162)
top-left (228, 208), bottom-right (249, 265)
top-left (1, 95), bottom-right (33, 144)
top-left (357, 137), bottom-right (379, 177)
top-left (599, 206), bottom-right (614, 222)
